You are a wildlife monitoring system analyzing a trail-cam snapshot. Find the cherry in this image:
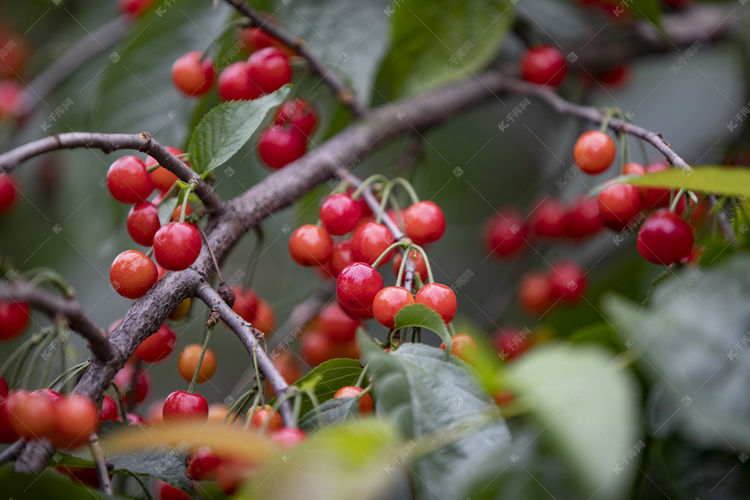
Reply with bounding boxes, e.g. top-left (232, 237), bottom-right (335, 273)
top-left (0, 174), bottom-right (18, 214)
top-left (597, 184), bottom-right (642, 231)
top-left (110, 250), bottom-right (158, 299)
top-left (637, 209), bottom-right (694, 265)
top-left (218, 61), bottom-right (262, 101)
top-left (562, 197), bottom-right (603, 239)
top-left (99, 395), bottom-right (119, 422)
top-left (301, 329), bottom-right (360, 366)
top-left (289, 224), bottom-right (333, 267)
top-left (484, 208), bottom-right (528, 257)
top-left (336, 262), bottom-right (383, 317)
top-left (171, 52), bottom-right (215, 97)
top-left (246, 47), bottom-right (292, 93)
top-left (153, 222), bottom-right (202, 271)
top-left (327, 240), bottom-right (356, 277)
top-left (169, 298), bottom-right (192, 321)
top-left (249, 405), bottom-right (283, 432)
top-left (333, 386), bottom-right (372, 415)
top-left (239, 27), bottom-right (277, 53)
top-left (107, 156), bottom-right (155, 203)
top-left (392, 249), bottom-right (428, 283)
top-left (114, 366), bottom-right (150, 405)
top-left (320, 193), bottom-right (362, 236)
top-left (178, 344), bottom-right (217, 383)
top-left (518, 271), bottom-right (552, 316)
top-left (319, 302), bottom-right (361, 342)
top-left (162, 391), bottom-right (208, 423)
top-left (51, 394), bottom-right (98, 450)
top-left (135, 325), bottom-right (176, 363)
top-left (125, 412), bottom-right (146, 426)
top-left (186, 446), bottom-right (221, 481)
top-left (0, 299), bottom-right (30, 340)
top-left (403, 201), bottom-right (446, 245)
top-left (257, 126), bottom-right (307, 169)
top-left (548, 261), bottom-right (587, 303)
top-left (530, 198), bottom-right (567, 238)
top-left (127, 201), bottom-right (160, 246)
top-left (156, 480), bottom-right (192, 500)
top-left (622, 162), bottom-right (646, 176)
top-left (574, 131), bottom-right (616, 174)
top-left (415, 283), bottom-right (457, 324)
top-left (147, 146), bottom-right (187, 192)
top-left (0, 80), bottom-right (22, 121)
top-left (118, 0), bottom-right (156, 18)
top-left (440, 333), bottom-right (478, 364)
top-left (231, 286), bottom-right (259, 323)
top-left (596, 63), bottom-right (630, 87)
top-left (493, 328), bottom-right (529, 361)
top-left (352, 221), bottom-right (395, 267)
top-left (521, 45), bottom-right (567, 87)
top-left (254, 298), bottom-right (276, 337)
top-left (0, 31), bottom-right (28, 79)
top-left (6, 390), bottom-right (55, 440)
top-left (170, 203), bottom-right (194, 222)
top-left (274, 98), bottom-right (318, 136)
top-left (0, 376), bottom-right (7, 400)
top-left (373, 286), bottom-right (414, 329)
top-left (642, 163), bottom-right (671, 208)
top-left (0, 398), bottom-right (19, 443)
top-left (271, 427), bottom-right (307, 448)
